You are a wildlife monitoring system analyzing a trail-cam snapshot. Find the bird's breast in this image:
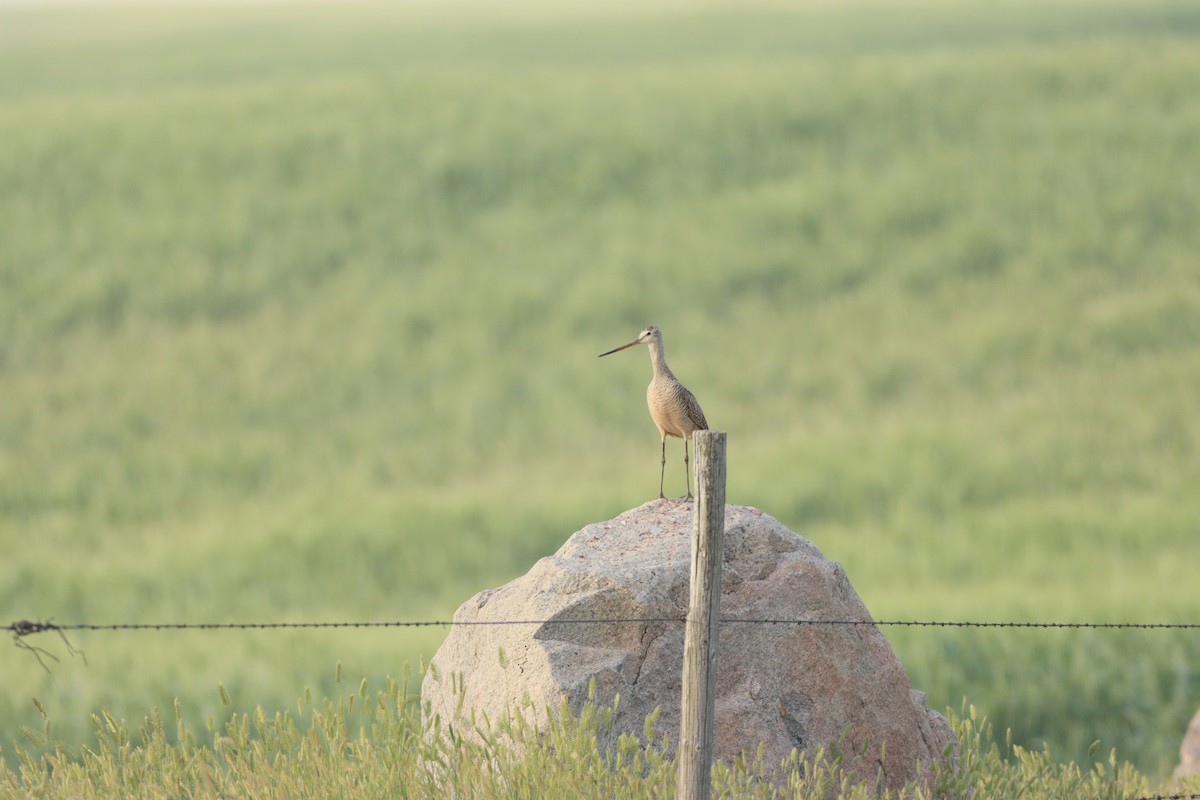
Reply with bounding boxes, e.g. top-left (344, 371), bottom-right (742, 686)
top-left (646, 379), bottom-right (699, 439)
